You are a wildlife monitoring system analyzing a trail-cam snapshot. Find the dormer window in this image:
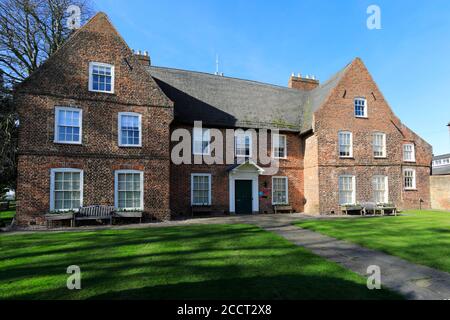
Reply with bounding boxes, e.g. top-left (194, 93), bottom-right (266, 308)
top-left (89, 62), bottom-right (114, 93)
top-left (354, 98), bottom-right (367, 118)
